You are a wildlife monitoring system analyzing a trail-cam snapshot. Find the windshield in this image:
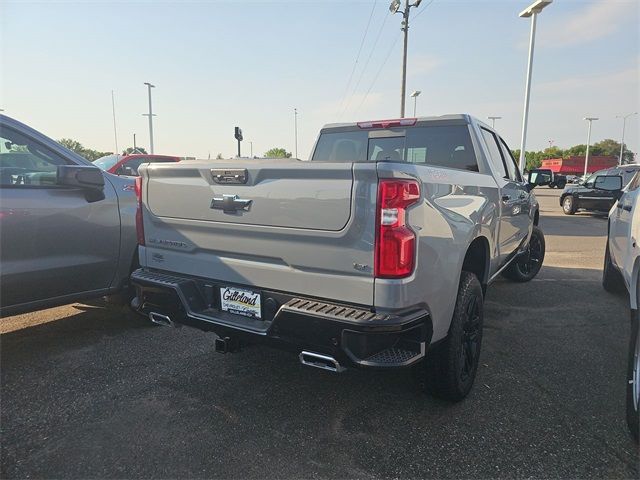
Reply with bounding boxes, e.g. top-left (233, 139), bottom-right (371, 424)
top-left (93, 154), bottom-right (121, 171)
